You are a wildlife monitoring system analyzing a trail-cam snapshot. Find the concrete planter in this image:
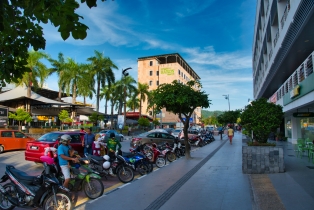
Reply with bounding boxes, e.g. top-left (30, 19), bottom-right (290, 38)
top-left (242, 145), bottom-right (285, 174)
